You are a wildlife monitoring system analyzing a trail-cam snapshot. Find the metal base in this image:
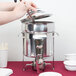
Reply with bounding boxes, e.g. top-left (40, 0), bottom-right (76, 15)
top-left (22, 61), bottom-right (53, 73)
top-left (22, 32), bottom-right (56, 73)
